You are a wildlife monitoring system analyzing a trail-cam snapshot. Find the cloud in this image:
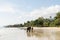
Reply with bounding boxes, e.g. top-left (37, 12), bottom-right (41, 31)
top-left (18, 5), bottom-right (60, 23)
top-left (30, 5), bottom-right (60, 18)
top-left (0, 4), bottom-right (60, 26)
top-left (0, 5), bottom-right (14, 14)
top-left (0, 3), bottom-right (20, 26)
